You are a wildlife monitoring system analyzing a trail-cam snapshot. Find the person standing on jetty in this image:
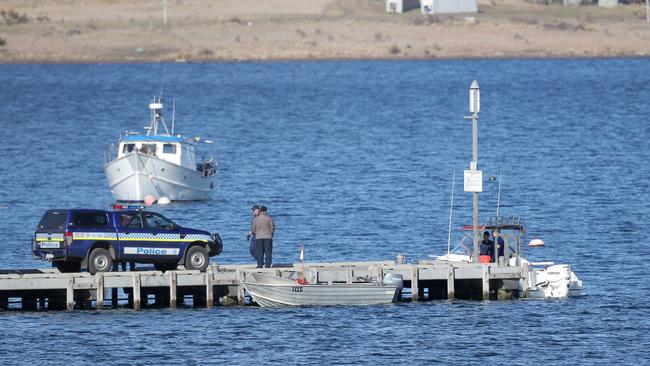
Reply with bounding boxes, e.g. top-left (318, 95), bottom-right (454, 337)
top-left (479, 231), bottom-right (494, 263)
top-left (247, 205), bottom-right (260, 259)
top-left (251, 205), bottom-right (275, 268)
